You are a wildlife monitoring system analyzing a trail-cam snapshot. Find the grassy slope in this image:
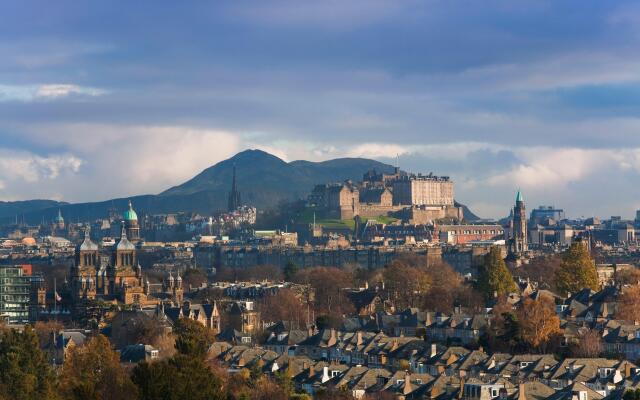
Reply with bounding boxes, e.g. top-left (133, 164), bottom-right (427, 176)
top-left (295, 208), bottom-right (397, 231)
